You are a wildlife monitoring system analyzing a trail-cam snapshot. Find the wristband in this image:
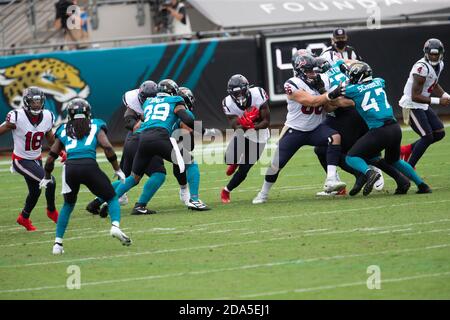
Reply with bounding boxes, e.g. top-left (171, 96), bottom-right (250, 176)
top-left (430, 97), bottom-right (440, 105)
top-left (107, 154), bottom-right (118, 163)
